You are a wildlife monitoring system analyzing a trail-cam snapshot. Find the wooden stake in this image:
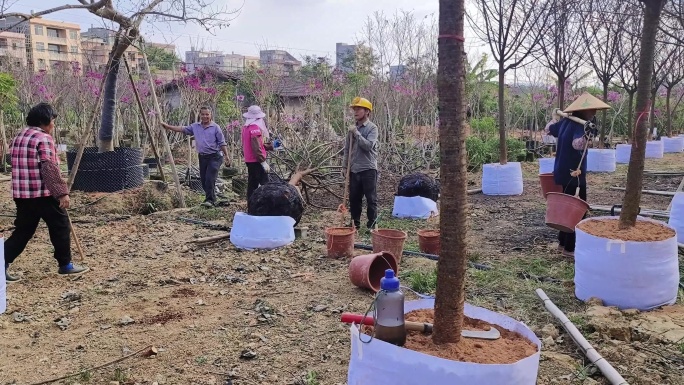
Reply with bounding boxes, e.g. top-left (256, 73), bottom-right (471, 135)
top-left (187, 136), bottom-right (192, 184)
top-left (122, 55), bottom-right (166, 182)
top-left (139, 41), bottom-right (186, 207)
